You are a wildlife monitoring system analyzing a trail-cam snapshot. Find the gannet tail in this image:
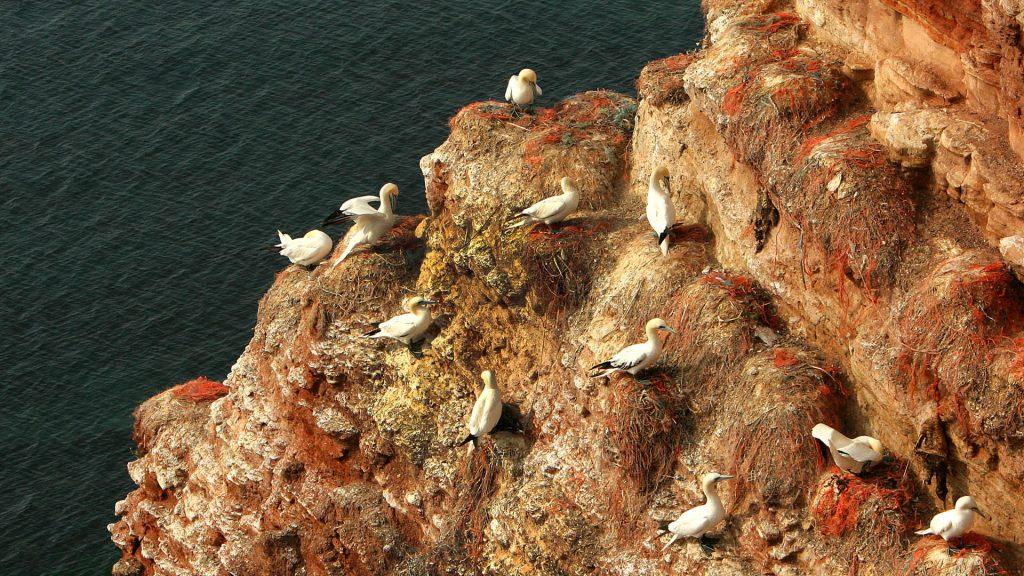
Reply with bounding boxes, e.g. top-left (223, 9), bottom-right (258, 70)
top-left (589, 361), bottom-right (616, 378)
top-left (458, 434), bottom-right (476, 447)
top-left (506, 213), bottom-right (528, 228)
top-left (657, 521), bottom-right (671, 533)
top-left (661, 534), bottom-right (680, 552)
top-left (915, 528), bottom-right (934, 536)
top-left (659, 236), bottom-right (670, 256)
top-left (363, 324), bottom-right (382, 337)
